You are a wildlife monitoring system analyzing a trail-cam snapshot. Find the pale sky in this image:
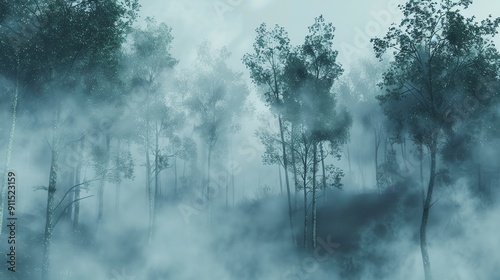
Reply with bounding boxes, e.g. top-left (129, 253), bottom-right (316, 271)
top-left (135, 0), bottom-right (500, 193)
top-left (138, 0), bottom-right (500, 71)
top-left (126, 0), bottom-right (500, 196)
